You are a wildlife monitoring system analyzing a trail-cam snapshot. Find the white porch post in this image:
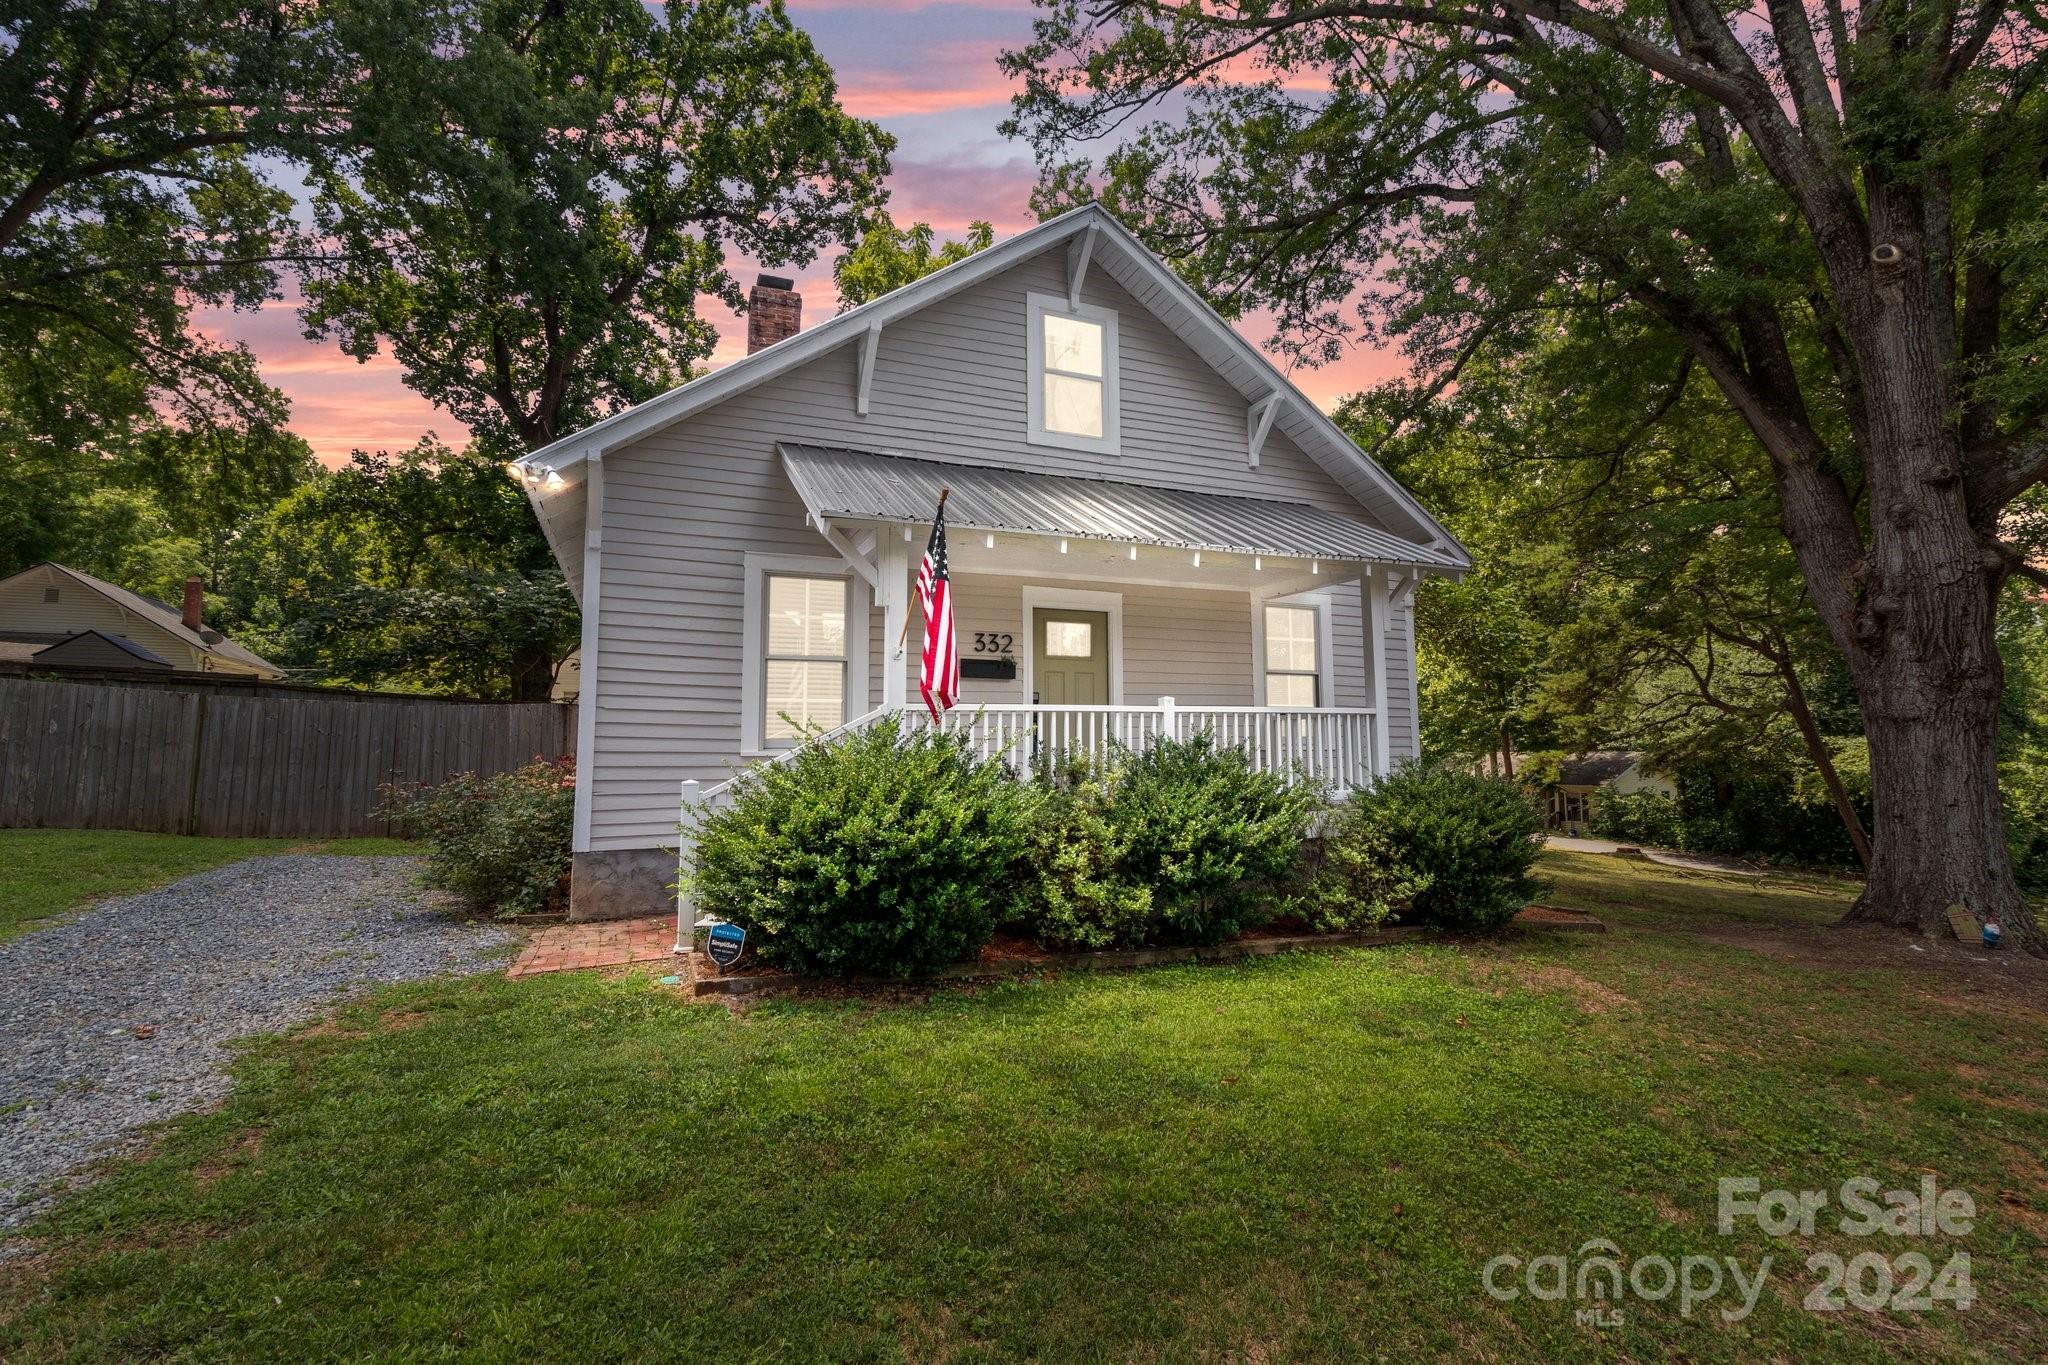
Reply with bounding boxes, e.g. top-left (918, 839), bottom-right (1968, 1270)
top-left (674, 778), bottom-right (700, 953)
top-left (1158, 694), bottom-right (1176, 742)
top-left (879, 532), bottom-right (910, 712)
top-left (1368, 572), bottom-right (1393, 778)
